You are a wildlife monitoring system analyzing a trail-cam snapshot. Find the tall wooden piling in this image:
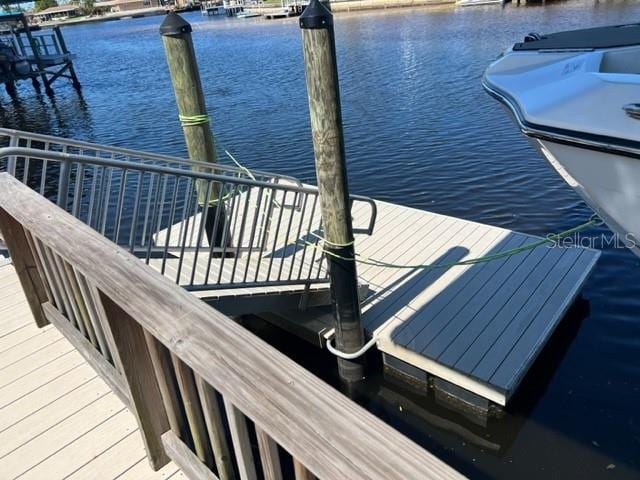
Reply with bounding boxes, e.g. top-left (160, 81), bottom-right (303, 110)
top-left (299, 0), bottom-right (365, 383)
top-left (159, 13), bottom-right (222, 242)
